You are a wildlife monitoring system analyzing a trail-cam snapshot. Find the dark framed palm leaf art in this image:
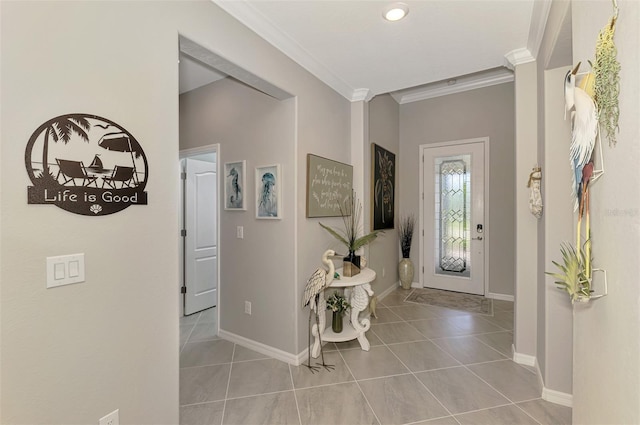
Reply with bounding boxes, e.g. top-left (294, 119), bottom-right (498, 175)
top-left (371, 143), bottom-right (395, 230)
